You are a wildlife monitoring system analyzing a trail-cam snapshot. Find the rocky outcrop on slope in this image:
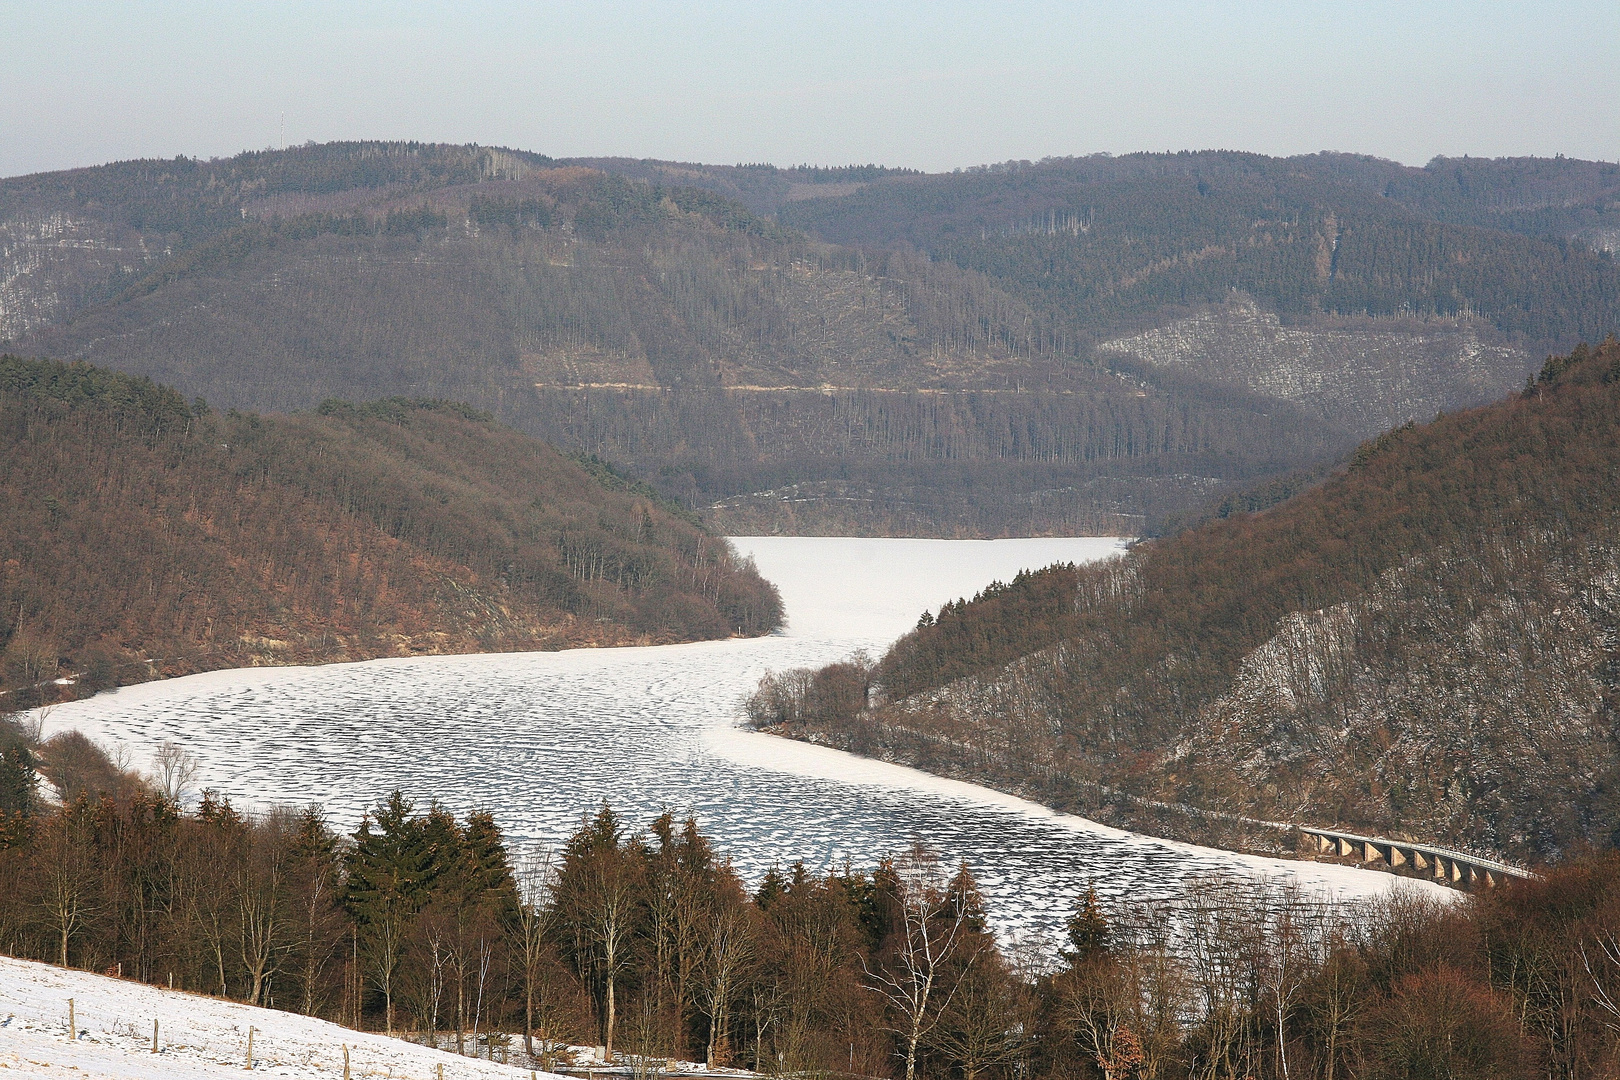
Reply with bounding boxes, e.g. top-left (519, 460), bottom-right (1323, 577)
top-left (1100, 297), bottom-right (1533, 436)
top-left (769, 340), bottom-right (1620, 862)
